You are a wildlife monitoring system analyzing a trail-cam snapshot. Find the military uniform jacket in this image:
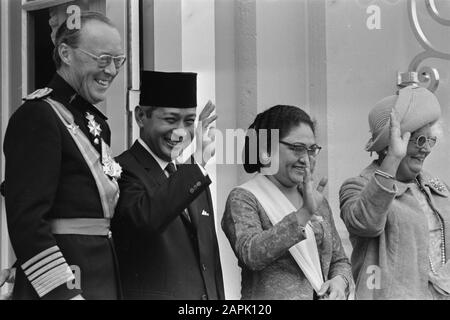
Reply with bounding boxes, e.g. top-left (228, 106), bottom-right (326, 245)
top-left (3, 74), bottom-right (119, 300)
top-left (112, 141), bottom-right (225, 300)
